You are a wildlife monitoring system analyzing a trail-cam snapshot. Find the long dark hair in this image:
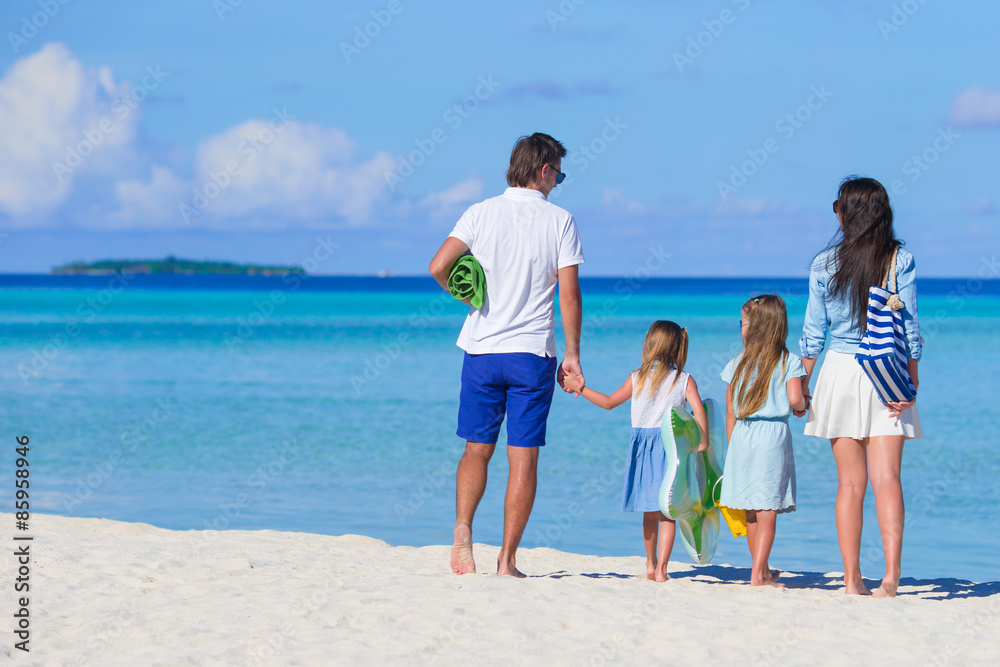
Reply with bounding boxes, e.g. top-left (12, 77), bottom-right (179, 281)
top-left (823, 176), bottom-right (902, 332)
